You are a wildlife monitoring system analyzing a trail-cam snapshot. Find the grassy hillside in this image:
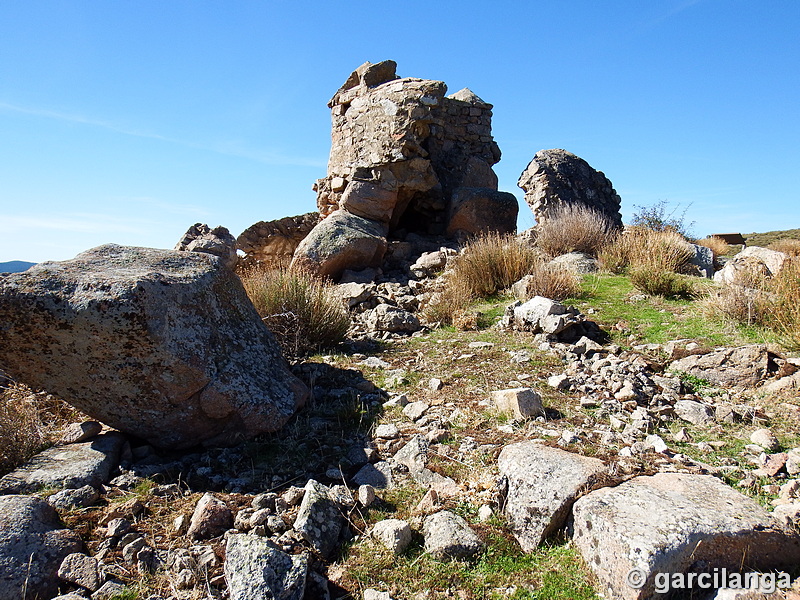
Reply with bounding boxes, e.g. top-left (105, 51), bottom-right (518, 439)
top-left (744, 228), bottom-right (800, 247)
